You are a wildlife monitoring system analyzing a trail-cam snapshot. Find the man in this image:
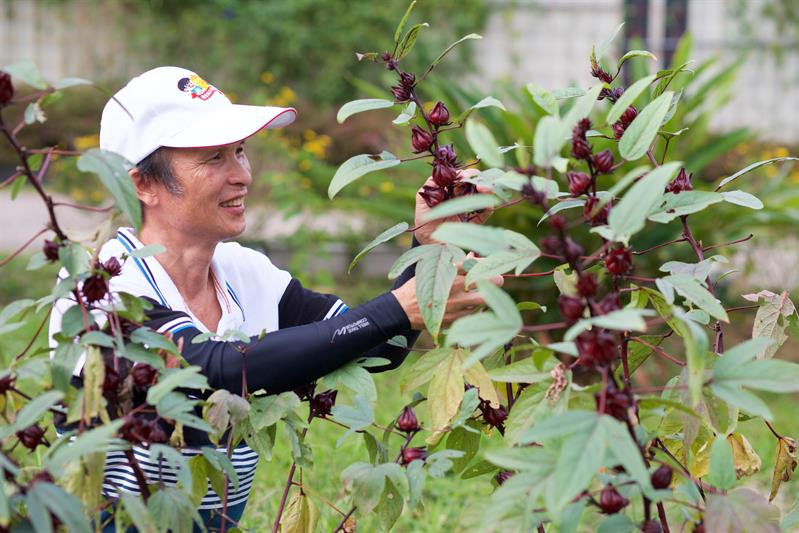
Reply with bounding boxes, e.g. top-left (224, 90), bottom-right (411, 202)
top-left (49, 66), bottom-right (495, 530)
